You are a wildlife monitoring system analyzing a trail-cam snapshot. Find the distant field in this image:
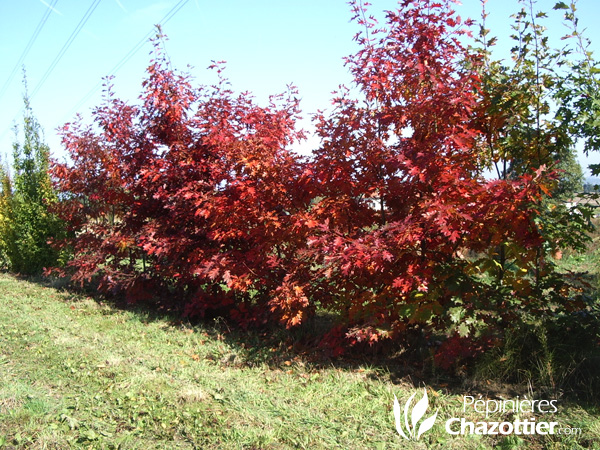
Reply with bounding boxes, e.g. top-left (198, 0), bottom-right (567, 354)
top-left (0, 273), bottom-right (598, 449)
